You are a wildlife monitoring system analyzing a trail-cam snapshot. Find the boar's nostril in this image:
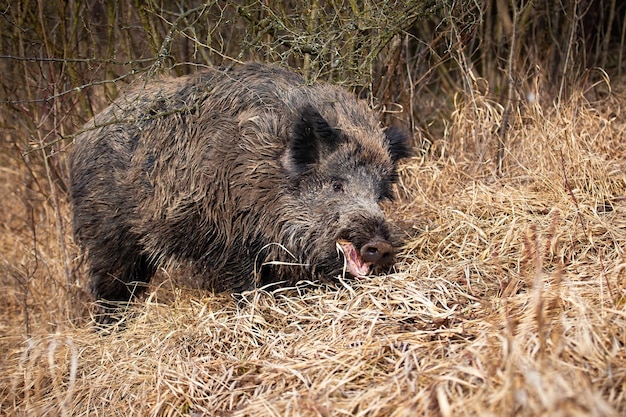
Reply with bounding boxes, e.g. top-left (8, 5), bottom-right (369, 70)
top-left (360, 239), bottom-right (394, 266)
